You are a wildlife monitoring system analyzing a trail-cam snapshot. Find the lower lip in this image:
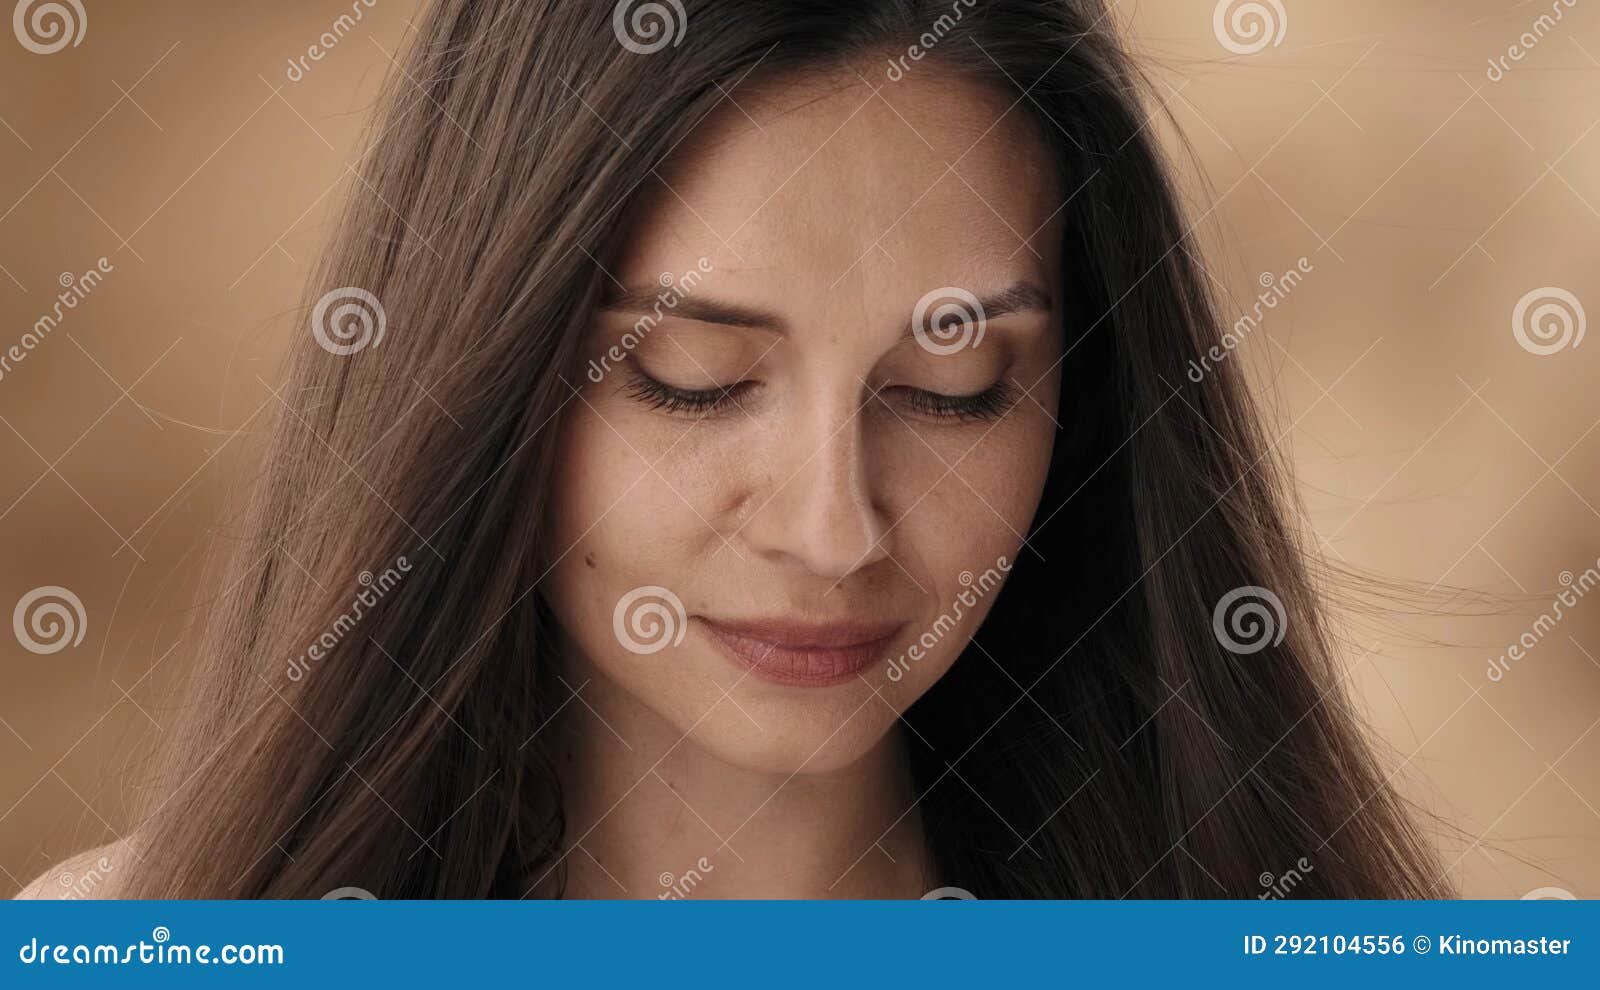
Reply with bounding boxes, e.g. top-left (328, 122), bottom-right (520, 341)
top-left (700, 621), bottom-right (902, 687)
